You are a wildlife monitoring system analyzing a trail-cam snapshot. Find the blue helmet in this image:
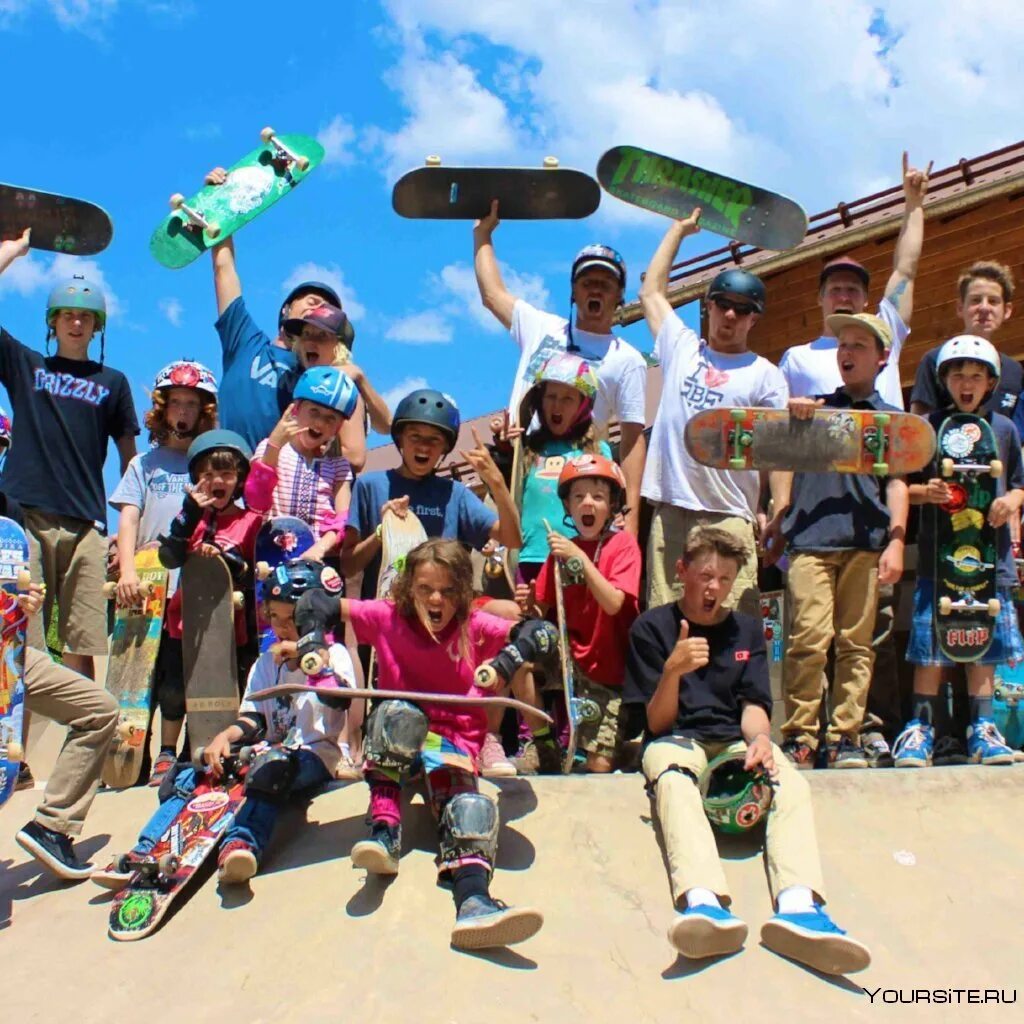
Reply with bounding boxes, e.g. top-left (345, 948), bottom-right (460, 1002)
top-left (391, 389), bottom-right (460, 453)
top-left (292, 366), bottom-right (358, 419)
top-left (186, 429), bottom-right (252, 482)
